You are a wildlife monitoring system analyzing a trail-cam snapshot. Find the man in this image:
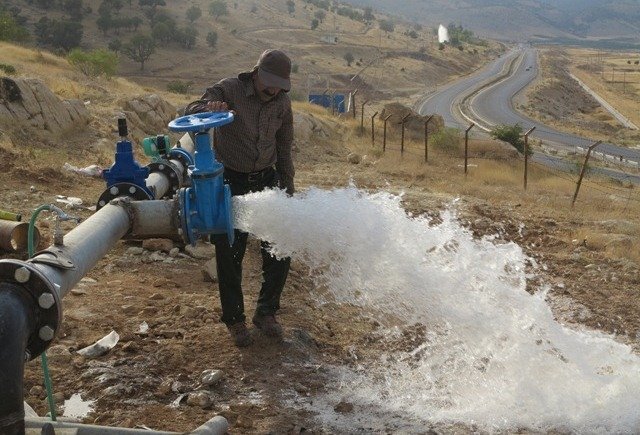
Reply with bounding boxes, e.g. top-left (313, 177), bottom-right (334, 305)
top-left (185, 49), bottom-right (295, 347)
